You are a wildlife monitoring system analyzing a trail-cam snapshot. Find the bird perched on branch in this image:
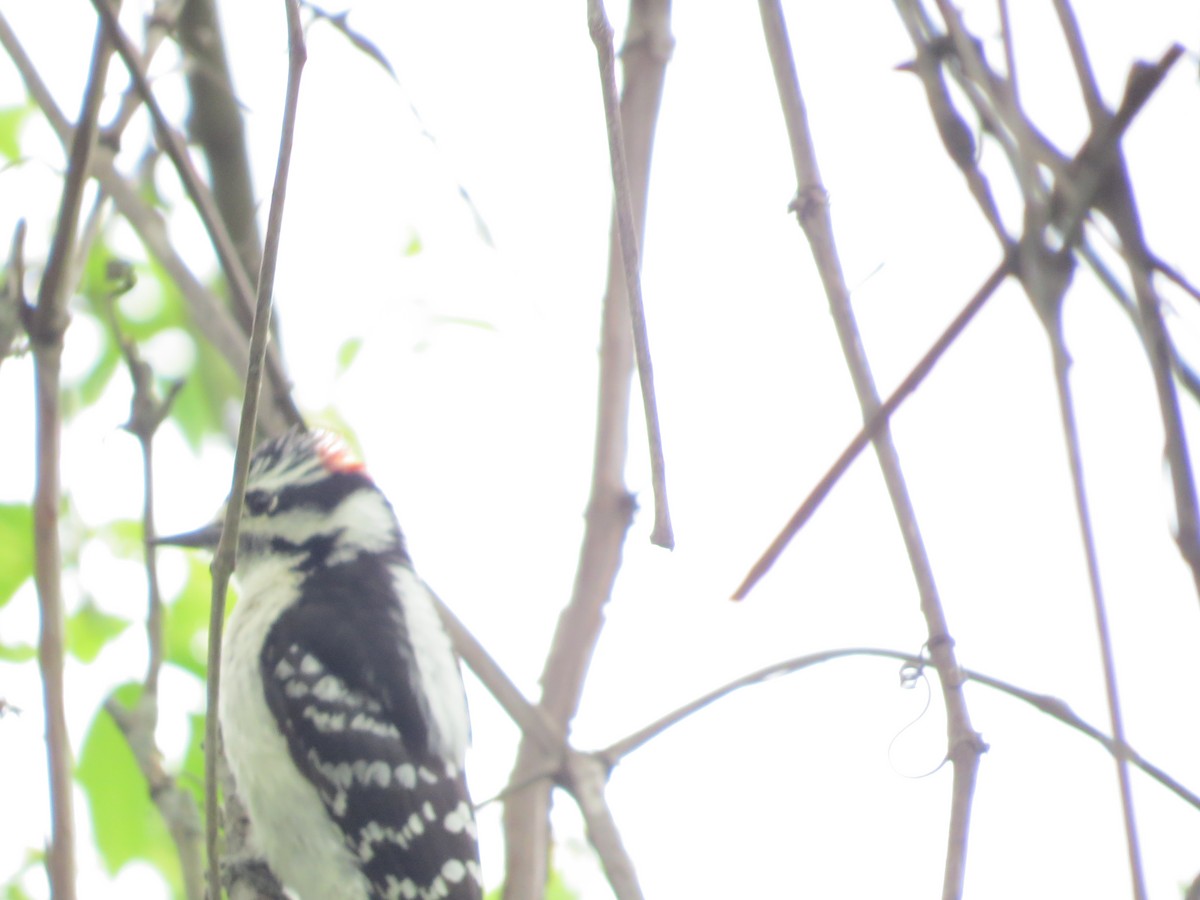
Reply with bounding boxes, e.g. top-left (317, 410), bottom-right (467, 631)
top-left (159, 428), bottom-right (482, 900)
